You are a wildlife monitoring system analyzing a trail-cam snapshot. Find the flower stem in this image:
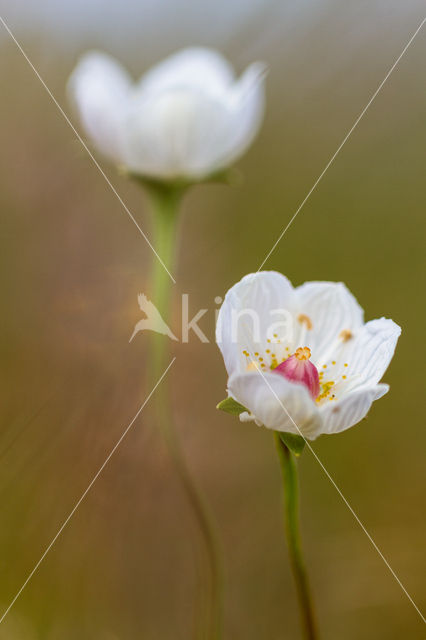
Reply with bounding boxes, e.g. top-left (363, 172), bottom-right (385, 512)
top-left (274, 433), bottom-right (319, 640)
top-left (147, 183), bottom-right (182, 379)
top-left (145, 183), bottom-right (223, 639)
